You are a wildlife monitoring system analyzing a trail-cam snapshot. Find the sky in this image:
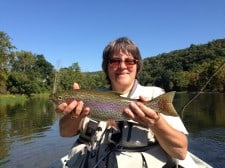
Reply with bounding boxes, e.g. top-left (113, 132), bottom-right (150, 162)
top-left (1, 0), bottom-right (225, 72)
